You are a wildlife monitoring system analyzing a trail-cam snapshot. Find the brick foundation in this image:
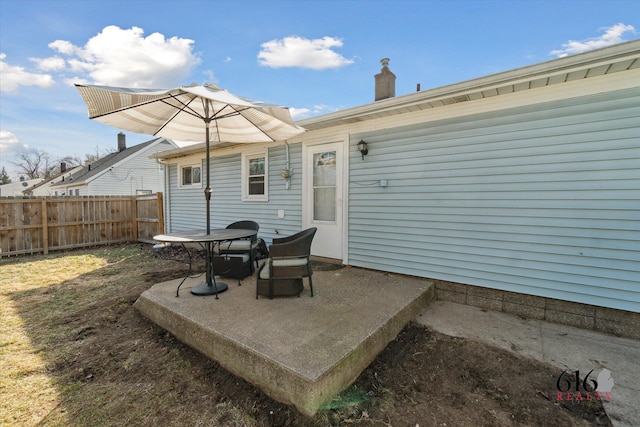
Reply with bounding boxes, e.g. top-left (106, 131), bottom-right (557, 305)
top-left (434, 281), bottom-right (640, 340)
